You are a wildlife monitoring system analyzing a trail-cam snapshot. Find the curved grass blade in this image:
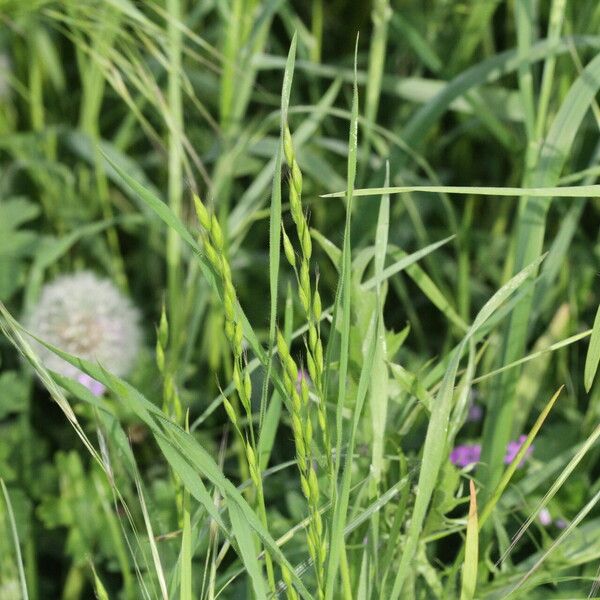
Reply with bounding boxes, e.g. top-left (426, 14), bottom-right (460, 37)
top-left (584, 304), bottom-right (600, 392)
top-left (460, 480), bottom-right (479, 600)
top-left (260, 32), bottom-right (297, 430)
top-left (1, 479), bottom-right (29, 600)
